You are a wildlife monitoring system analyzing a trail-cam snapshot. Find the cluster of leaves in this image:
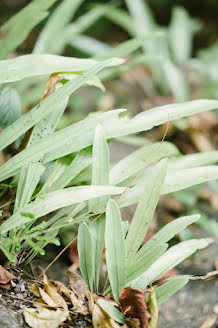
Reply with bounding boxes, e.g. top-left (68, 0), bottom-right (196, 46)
top-left (0, 1), bottom-right (218, 326)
